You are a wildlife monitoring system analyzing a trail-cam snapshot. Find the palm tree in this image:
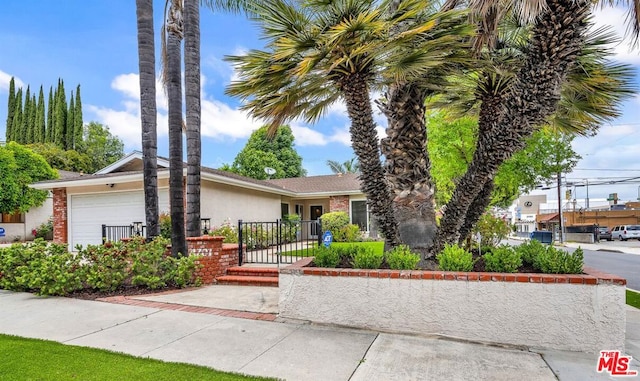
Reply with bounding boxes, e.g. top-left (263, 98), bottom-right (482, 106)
top-left (135, 0), bottom-right (159, 239)
top-left (162, 0), bottom-right (187, 257)
top-left (226, 0), bottom-right (472, 249)
top-left (326, 158), bottom-right (360, 174)
top-left (184, 0), bottom-right (201, 238)
top-left (431, 0), bottom-right (637, 255)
